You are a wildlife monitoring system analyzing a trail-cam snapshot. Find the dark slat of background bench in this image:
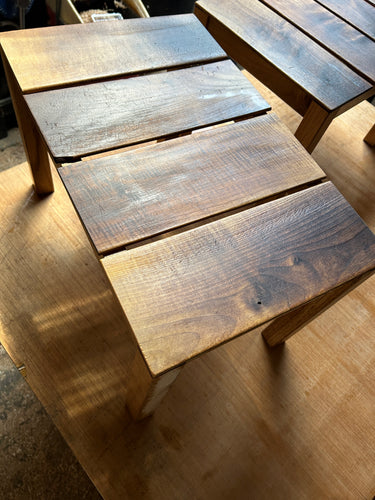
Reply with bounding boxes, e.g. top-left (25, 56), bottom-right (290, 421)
top-left (315, 0), bottom-right (375, 41)
top-left (196, 0), bottom-right (372, 111)
top-left (259, 0), bottom-right (375, 83)
top-left (0, 14), bottom-right (226, 93)
top-left (25, 60), bottom-right (270, 162)
top-left (59, 114), bottom-right (325, 255)
top-left (103, 181), bottom-right (375, 375)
